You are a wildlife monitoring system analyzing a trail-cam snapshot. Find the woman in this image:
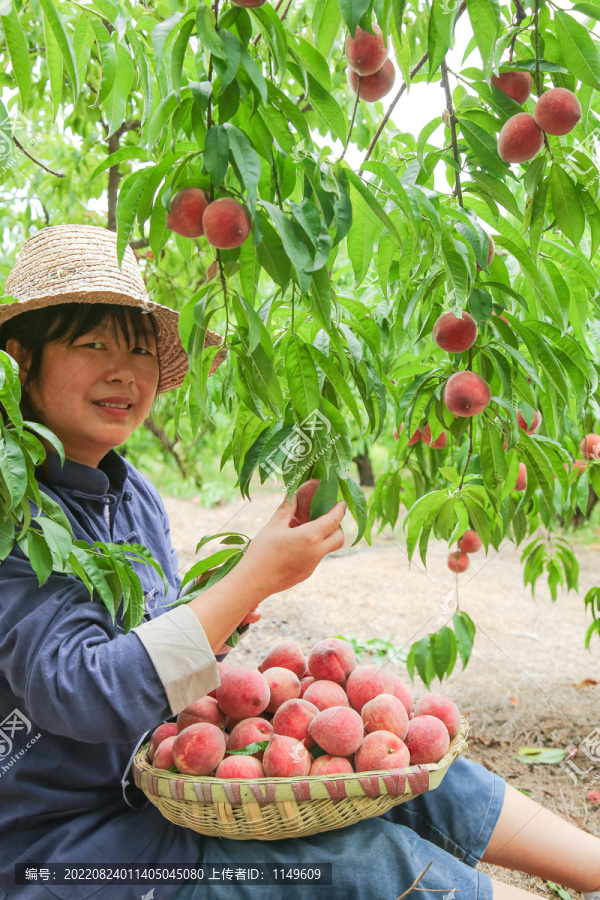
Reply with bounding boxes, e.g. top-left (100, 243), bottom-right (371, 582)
top-left (0, 225), bottom-right (598, 900)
